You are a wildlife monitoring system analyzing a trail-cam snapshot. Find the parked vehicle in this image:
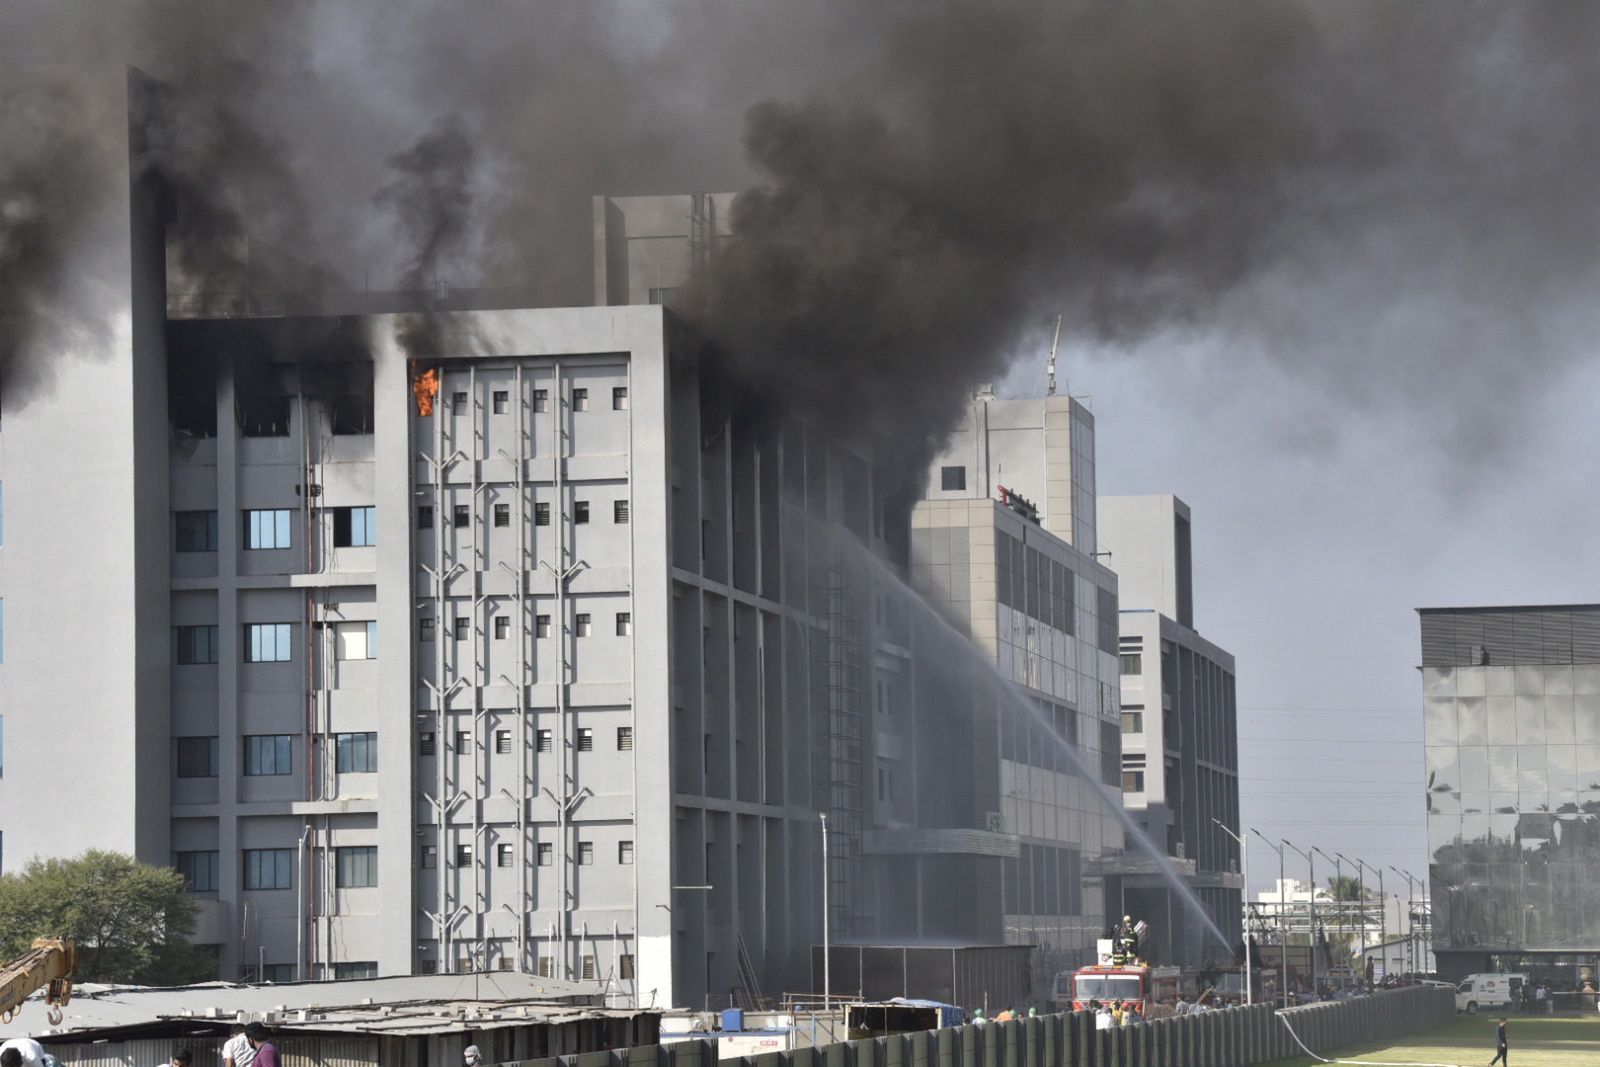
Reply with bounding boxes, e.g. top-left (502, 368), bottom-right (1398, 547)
top-left (1455, 973), bottom-right (1528, 1014)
